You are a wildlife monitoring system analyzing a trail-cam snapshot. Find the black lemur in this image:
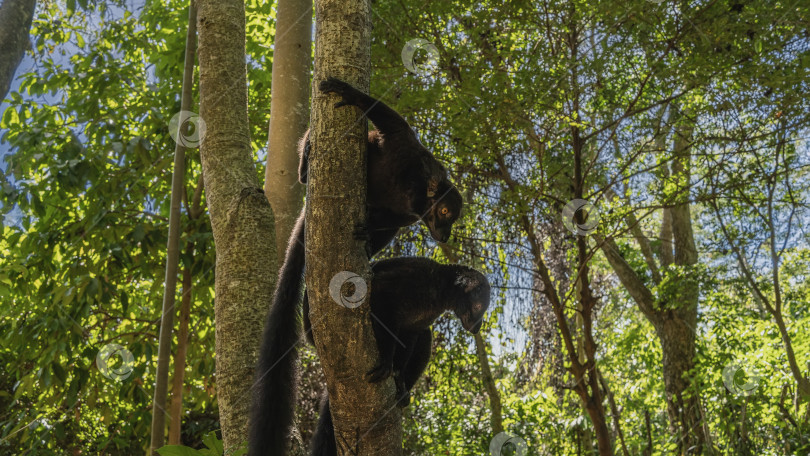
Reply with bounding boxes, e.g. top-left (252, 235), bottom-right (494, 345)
top-left (249, 79), bottom-right (464, 455)
top-left (309, 257), bottom-right (490, 456)
top-left (298, 78), bottom-right (463, 341)
top-left (275, 257), bottom-right (491, 456)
